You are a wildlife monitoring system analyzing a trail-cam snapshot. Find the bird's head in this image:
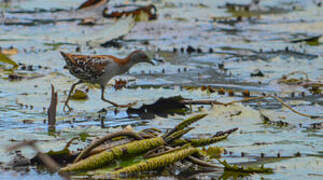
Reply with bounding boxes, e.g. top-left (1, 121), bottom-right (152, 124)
top-left (128, 50), bottom-right (155, 65)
